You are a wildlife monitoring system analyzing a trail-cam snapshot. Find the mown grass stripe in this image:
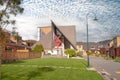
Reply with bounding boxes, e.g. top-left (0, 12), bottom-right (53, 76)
top-left (2, 64), bottom-right (88, 70)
